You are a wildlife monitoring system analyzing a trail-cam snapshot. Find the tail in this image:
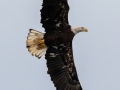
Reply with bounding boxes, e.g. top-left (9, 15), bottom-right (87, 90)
top-left (26, 29), bottom-right (47, 59)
